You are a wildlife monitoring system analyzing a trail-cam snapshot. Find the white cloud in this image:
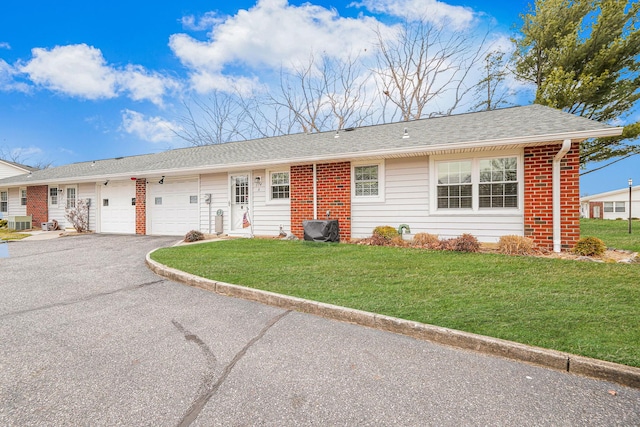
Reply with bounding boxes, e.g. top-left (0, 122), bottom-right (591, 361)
top-left (351, 0), bottom-right (475, 29)
top-left (120, 109), bottom-right (182, 143)
top-left (20, 44), bottom-right (118, 99)
top-left (0, 59), bottom-right (30, 92)
top-left (0, 42), bottom-right (10, 50)
top-left (181, 11), bottom-right (225, 31)
top-left (170, 0), bottom-right (380, 93)
top-left (18, 44), bottom-right (178, 105)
